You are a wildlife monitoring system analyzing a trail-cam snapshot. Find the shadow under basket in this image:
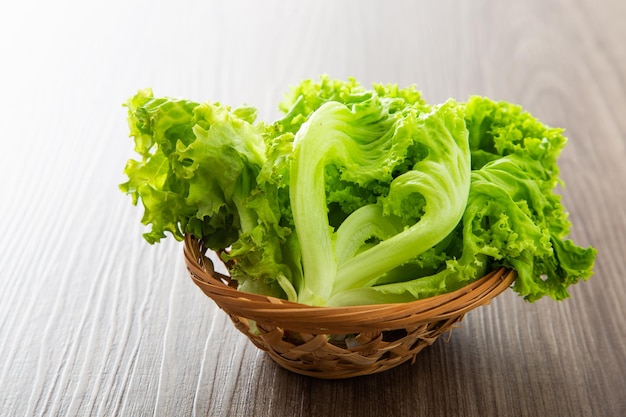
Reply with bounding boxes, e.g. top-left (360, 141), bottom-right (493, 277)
top-left (183, 234), bottom-right (516, 379)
